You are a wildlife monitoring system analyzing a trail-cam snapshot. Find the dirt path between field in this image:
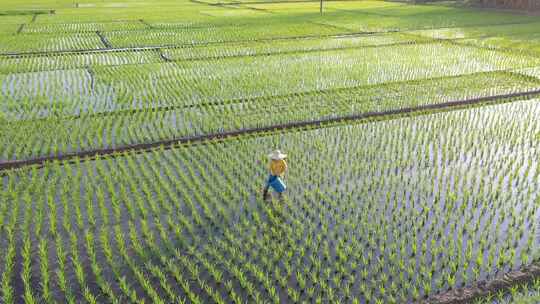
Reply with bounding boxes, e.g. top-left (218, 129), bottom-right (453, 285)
top-left (1, 88), bottom-right (539, 173)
